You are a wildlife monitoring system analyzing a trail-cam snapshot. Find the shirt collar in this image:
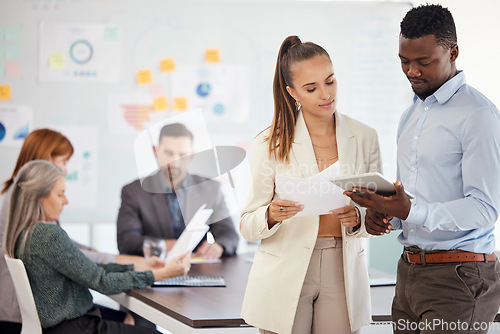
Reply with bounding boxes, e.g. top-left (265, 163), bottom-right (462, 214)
top-left (159, 171), bottom-right (188, 194)
top-left (413, 70), bottom-right (466, 104)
